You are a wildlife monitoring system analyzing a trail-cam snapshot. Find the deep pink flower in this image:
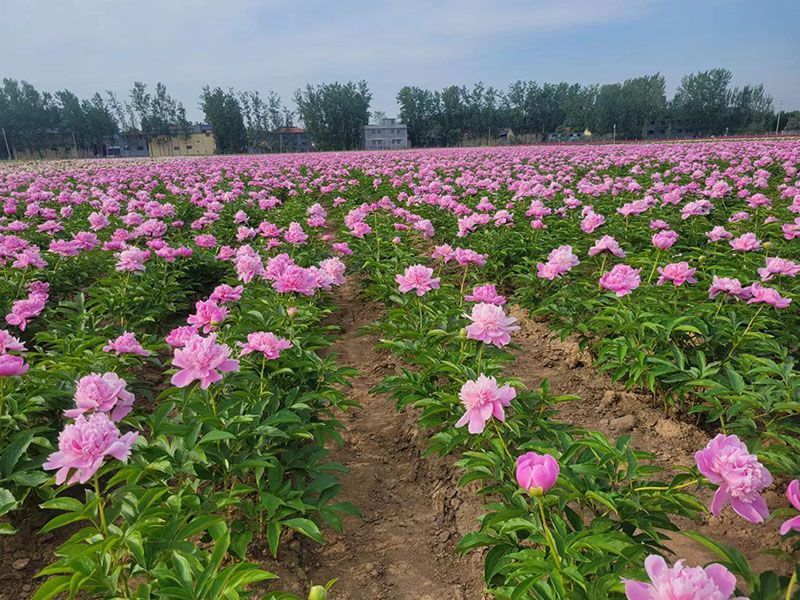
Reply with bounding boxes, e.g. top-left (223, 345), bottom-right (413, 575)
top-left (464, 303), bottom-right (519, 347)
top-left (0, 329), bottom-right (26, 354)
top-left (657, 262), bottom-right (697, 286)
top-left (455, 374), bottom-right (516, 434)
top-left (0, 354), bottom-right (29, 377)
top-left (780, 480), bottom-right (800, 535)
top-left (171, 333), bottom-right (240, 389)
top-left (624, 555), bottom-right (746, 600)
top-left (395, 265), bottom-right (441, 296)
top-left (599, 264), bottom-right (641, 297)
top-left (66, 372), bottom-right (135, 421)
top-left (695, 434), bottom-right (772, 523)
top-left (166, 325), bottom-right (199, 348)
top-left (706, 226), bottom-right (734, 242)
top-left (746, 282), bottom-right (792, 309)
top-left (43, 413), bottom-right (138, 485)
top-left (103, 332), bottom-right (150, 356)
top-left (516, 452), bottom-right (559, 495)
top-left (332, 242), bottom-right (353, 256)
top-left (454, 248), bottom-right (487, 267)
top-left (317, 257), bottom-right (346, 289)
top-left (273, 265), bottom-right (318, 296)
top-left (464, 284), bottom-right (506, 305)
top-left (238, 332), bottom-right (292, 359)
top-left (431, 244), bottom-right (455, 262)
top-left (580, 211), bottom-right (605, 233)
top-left (187, 300), bottom-right (229, 333)
top-left (115, 247), bottom-right (150, 272)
